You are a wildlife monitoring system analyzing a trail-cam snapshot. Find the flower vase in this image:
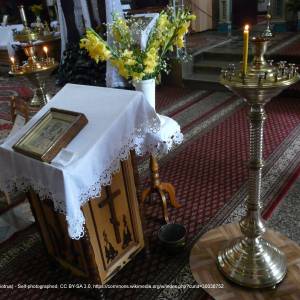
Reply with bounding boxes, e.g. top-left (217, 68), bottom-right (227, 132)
top-left (133, 78), bottom-right (156, 110)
